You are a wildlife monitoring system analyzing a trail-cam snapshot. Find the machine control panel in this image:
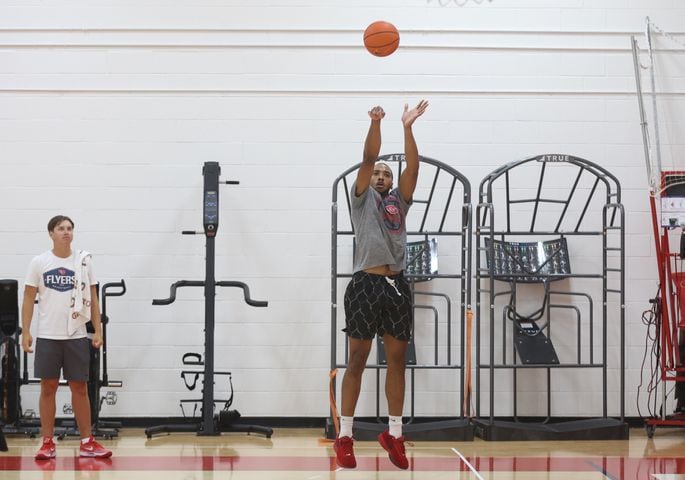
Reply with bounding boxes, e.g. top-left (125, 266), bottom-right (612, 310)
top-left (661, 197), bottom-right (685, 227)
top-left (203, 190), bottom-right (219, 236)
